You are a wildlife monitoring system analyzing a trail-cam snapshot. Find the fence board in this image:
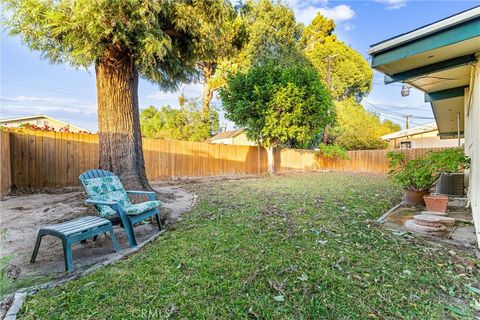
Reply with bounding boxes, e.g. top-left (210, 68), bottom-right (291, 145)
top-left (1, 132), bottom-right (12, 195)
